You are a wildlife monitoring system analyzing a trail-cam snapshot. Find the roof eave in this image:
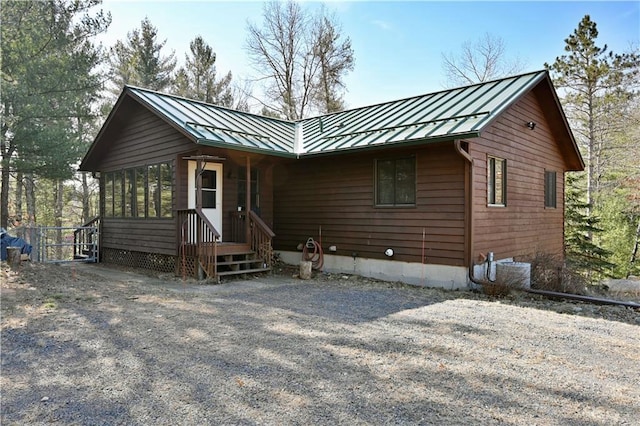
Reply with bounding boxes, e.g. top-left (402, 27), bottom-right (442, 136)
top-left (195, 139), bottom-right (296, 158)
top-left (298, 132), bottom-right (480, 158)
